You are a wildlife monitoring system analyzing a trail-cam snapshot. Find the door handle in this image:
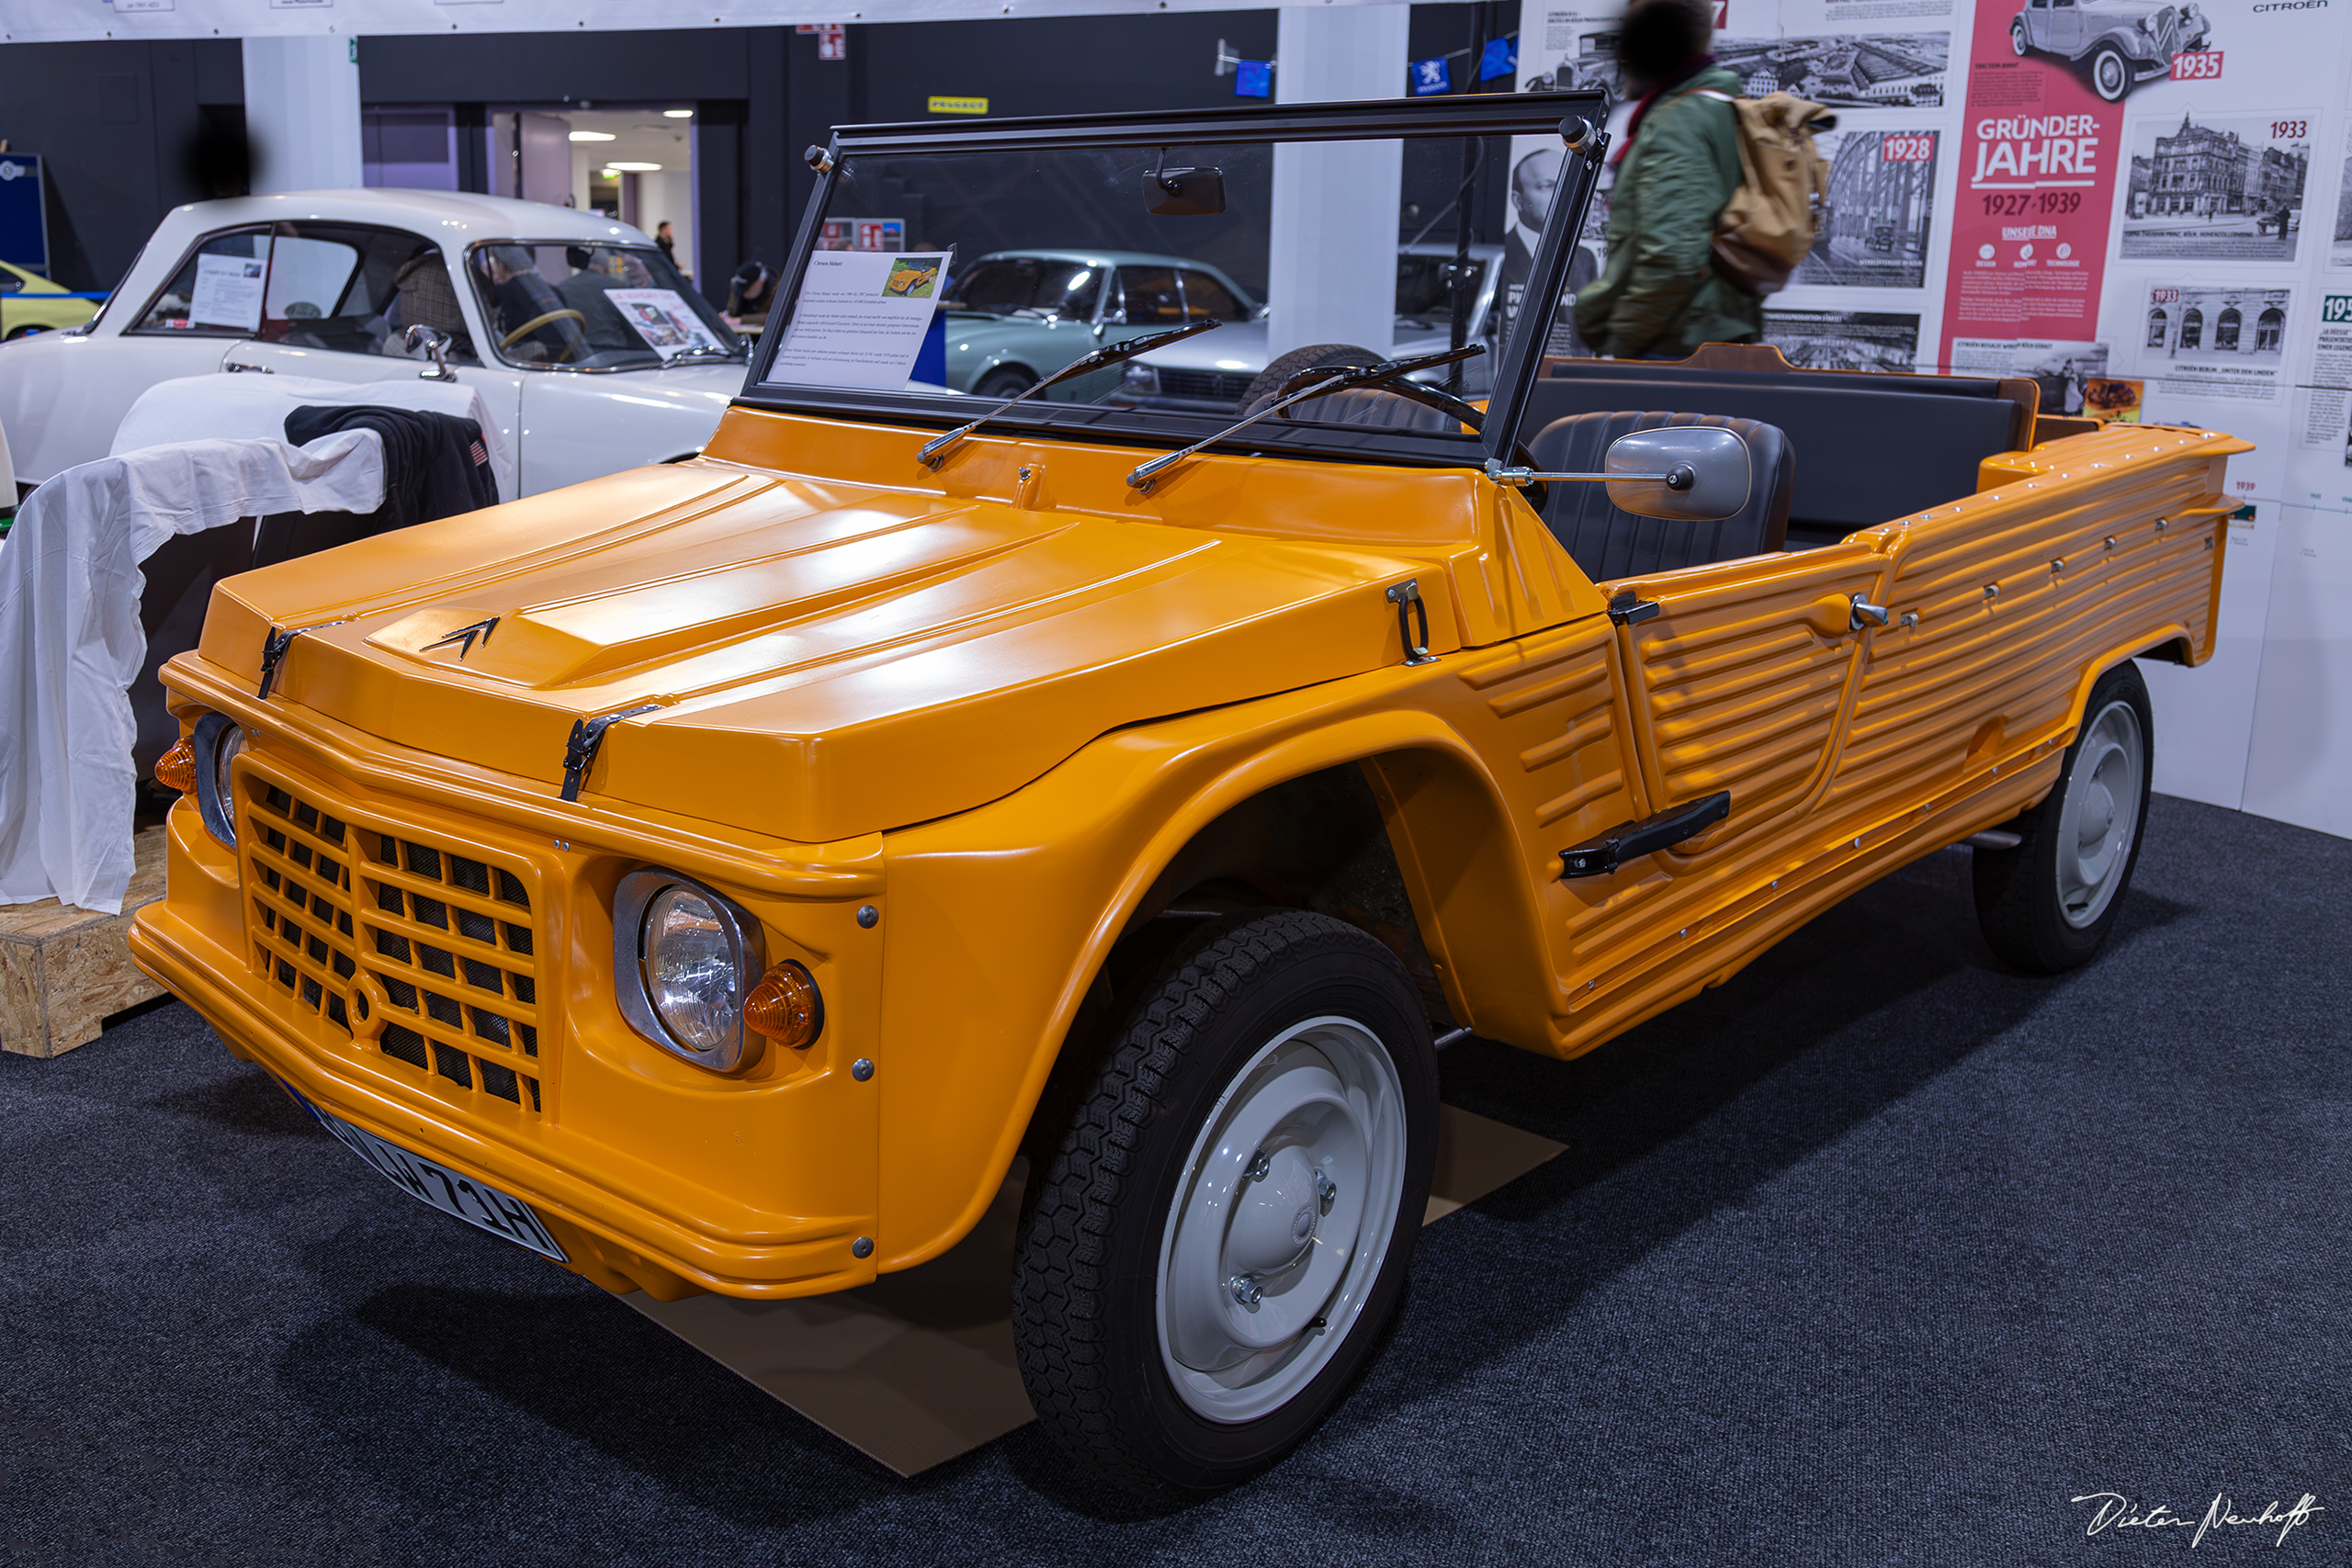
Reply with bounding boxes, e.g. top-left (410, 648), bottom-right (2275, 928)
top-left (1559, 791), bottom-right (1732, 879)
top-left (1849, 593), bottom-right (1891, 630)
